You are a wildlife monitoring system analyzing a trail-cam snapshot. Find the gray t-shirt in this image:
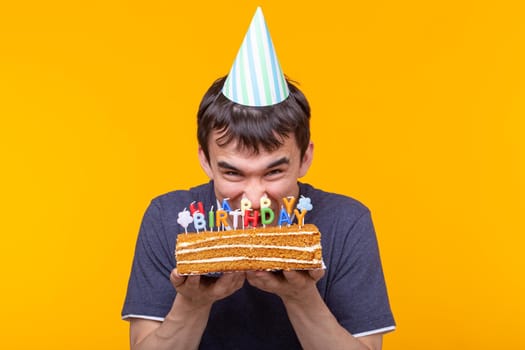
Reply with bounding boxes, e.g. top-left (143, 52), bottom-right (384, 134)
top-left (122, 182), bottom-right (395, 348)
